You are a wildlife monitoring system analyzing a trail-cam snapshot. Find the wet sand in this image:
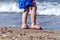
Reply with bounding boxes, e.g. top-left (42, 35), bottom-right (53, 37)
top-left (0, 27), bottom-right (60, 40)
